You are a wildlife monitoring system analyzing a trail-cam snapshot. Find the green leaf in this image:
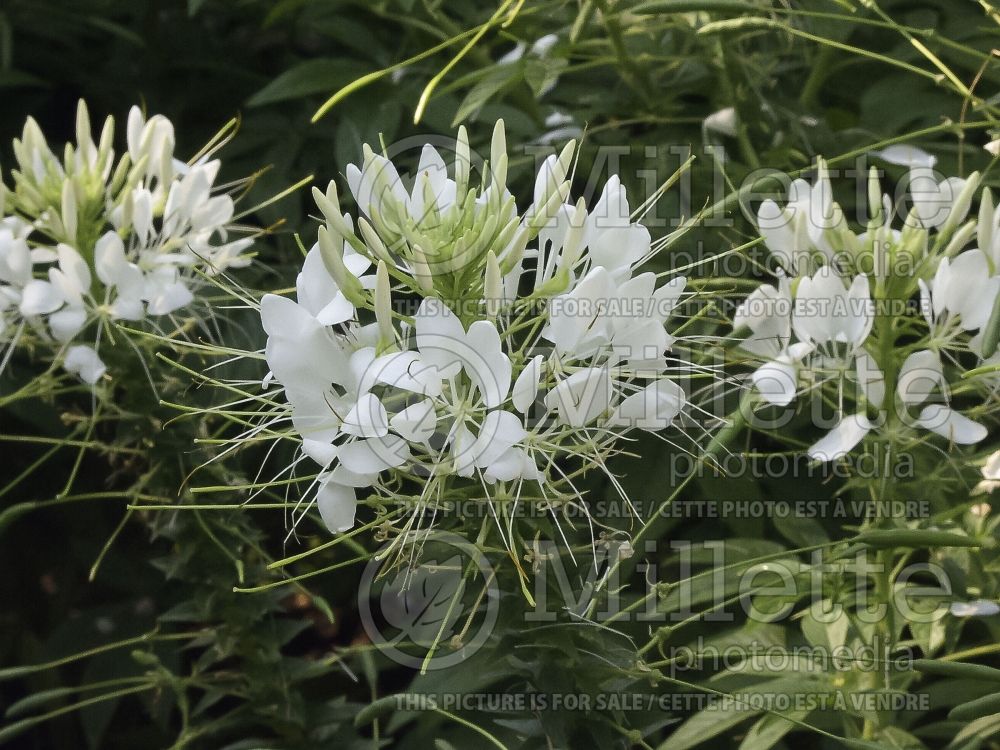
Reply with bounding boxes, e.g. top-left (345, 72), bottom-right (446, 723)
top-left (452, 65), bottom-right (522, 126)
top-left (248, 59), bottom-right (373, 108)
top-left (739, 709), bottom-right (812, 750)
